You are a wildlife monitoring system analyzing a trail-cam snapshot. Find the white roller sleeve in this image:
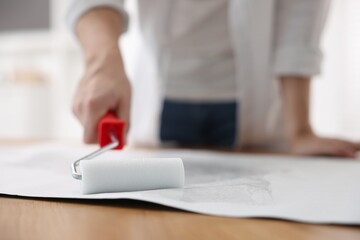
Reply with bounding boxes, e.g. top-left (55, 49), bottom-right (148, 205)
top-left (80, 158), bottom-right (185, 194)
